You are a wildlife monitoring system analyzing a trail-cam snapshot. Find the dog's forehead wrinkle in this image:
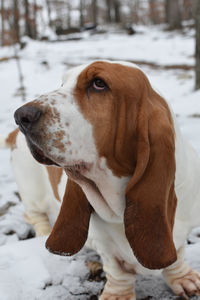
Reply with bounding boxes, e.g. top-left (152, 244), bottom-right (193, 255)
top-left (60, 61), bottom-right (141, 99)
top-left (62, 64), bottom-right (89, 90)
